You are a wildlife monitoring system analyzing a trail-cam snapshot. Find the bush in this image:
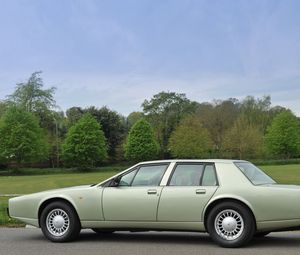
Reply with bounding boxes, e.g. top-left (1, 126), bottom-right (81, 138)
top-left (0, 107), bottom-right (48, 165)
top-left (62, 114), bottom-right (107, 168)
top-left (124, 119), bottom-right (159, 162)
